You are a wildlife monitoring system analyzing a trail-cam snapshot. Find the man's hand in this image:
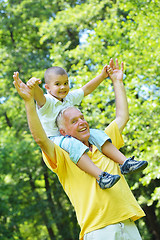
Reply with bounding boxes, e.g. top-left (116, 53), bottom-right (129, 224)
top-left (107, 58), bottom-right (123, 82)
top-left (27, 77), bottom-right (41, 89)
top-left (13, 72), bottom-right (35, 101)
